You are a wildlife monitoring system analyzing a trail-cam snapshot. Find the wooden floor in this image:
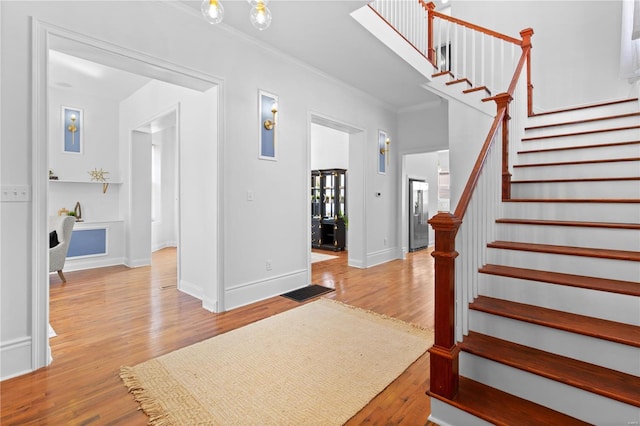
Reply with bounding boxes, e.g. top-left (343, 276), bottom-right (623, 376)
top-left (0, 248), bottom-right (435, 425)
